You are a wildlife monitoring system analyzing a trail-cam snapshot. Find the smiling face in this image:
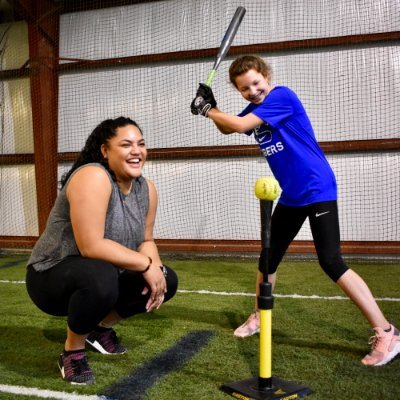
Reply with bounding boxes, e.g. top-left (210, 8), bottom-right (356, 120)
top-left (101, 124), bottom-right (147, 190)
top-left (234, 69), bottom-right (272, 104)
